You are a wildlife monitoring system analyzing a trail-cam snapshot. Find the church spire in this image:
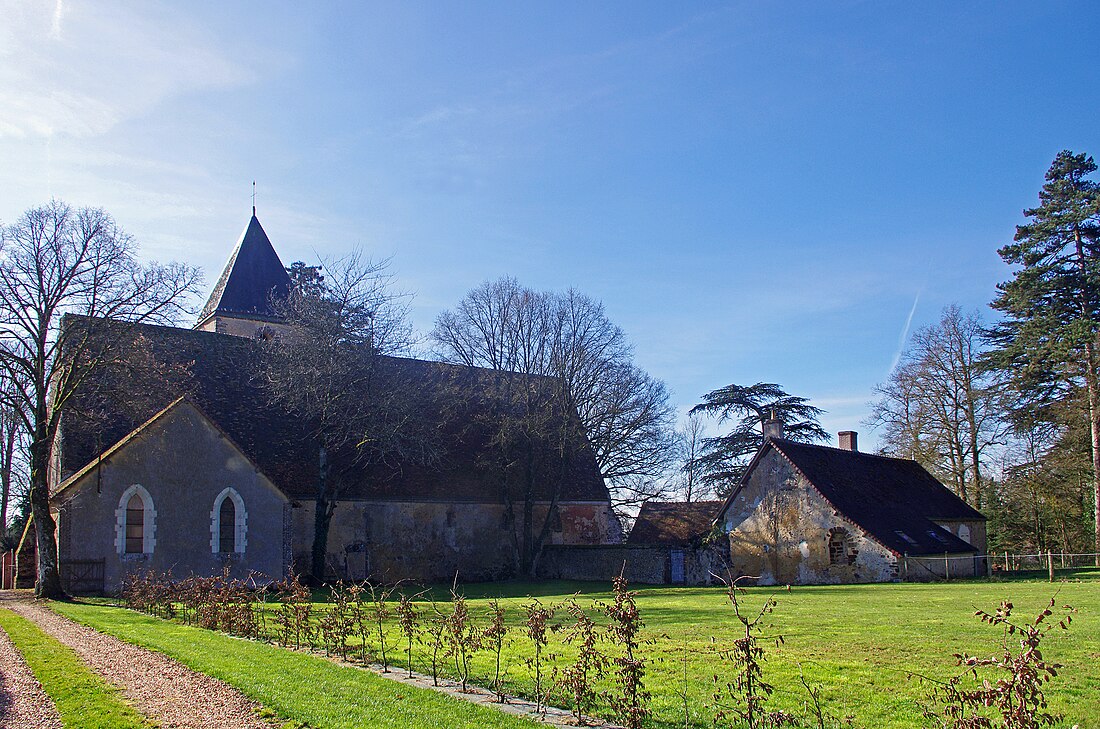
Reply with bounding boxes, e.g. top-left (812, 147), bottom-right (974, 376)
top-left (195, 212), bottom-right (292, 333)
